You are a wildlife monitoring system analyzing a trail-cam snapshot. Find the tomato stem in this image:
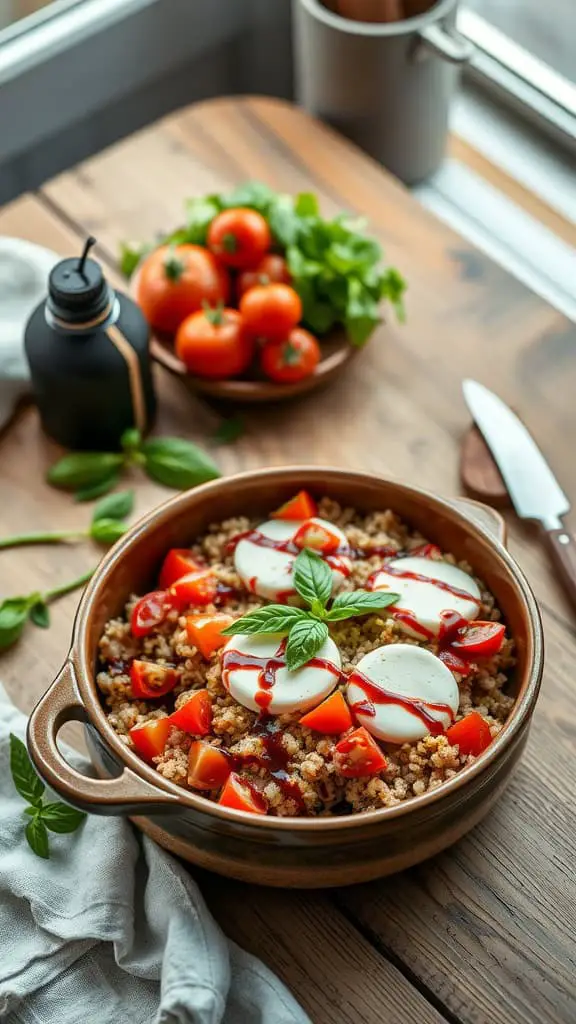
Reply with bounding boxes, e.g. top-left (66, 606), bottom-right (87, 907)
top-left (163, 247), bottom-right (185, 282)
top-left (202, 300), bottom-right (226, 326)
top-left (0, 530), bottom-right (87, 550)
top-left (222, 232), bottom-right (238, 254)
top-left (43, 569), bottom-right (95, 603)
